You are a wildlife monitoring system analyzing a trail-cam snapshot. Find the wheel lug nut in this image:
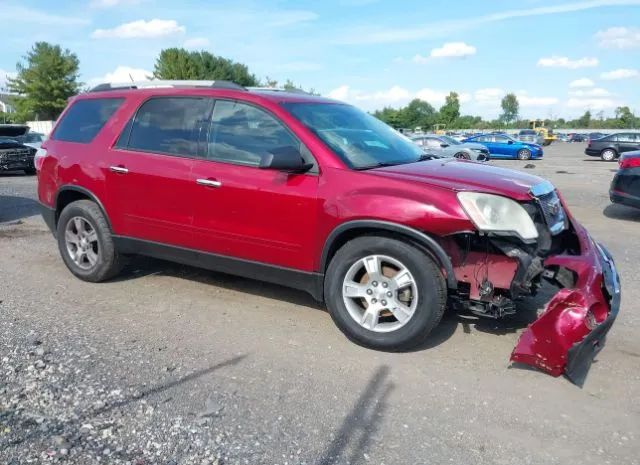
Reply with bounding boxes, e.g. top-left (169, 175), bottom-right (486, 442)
top-left (371, 298), bottom-right (377, 303)
top-left (372, 281), bottom-right (378, 287)
top-left (382, 282), bottom-right (388, 288)
top-left (381, 300), bottom-right (387, 306)
top-left (387, 291), bottom-right (392, 297)
top-left (366, 289), bottom-right (373, 295)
